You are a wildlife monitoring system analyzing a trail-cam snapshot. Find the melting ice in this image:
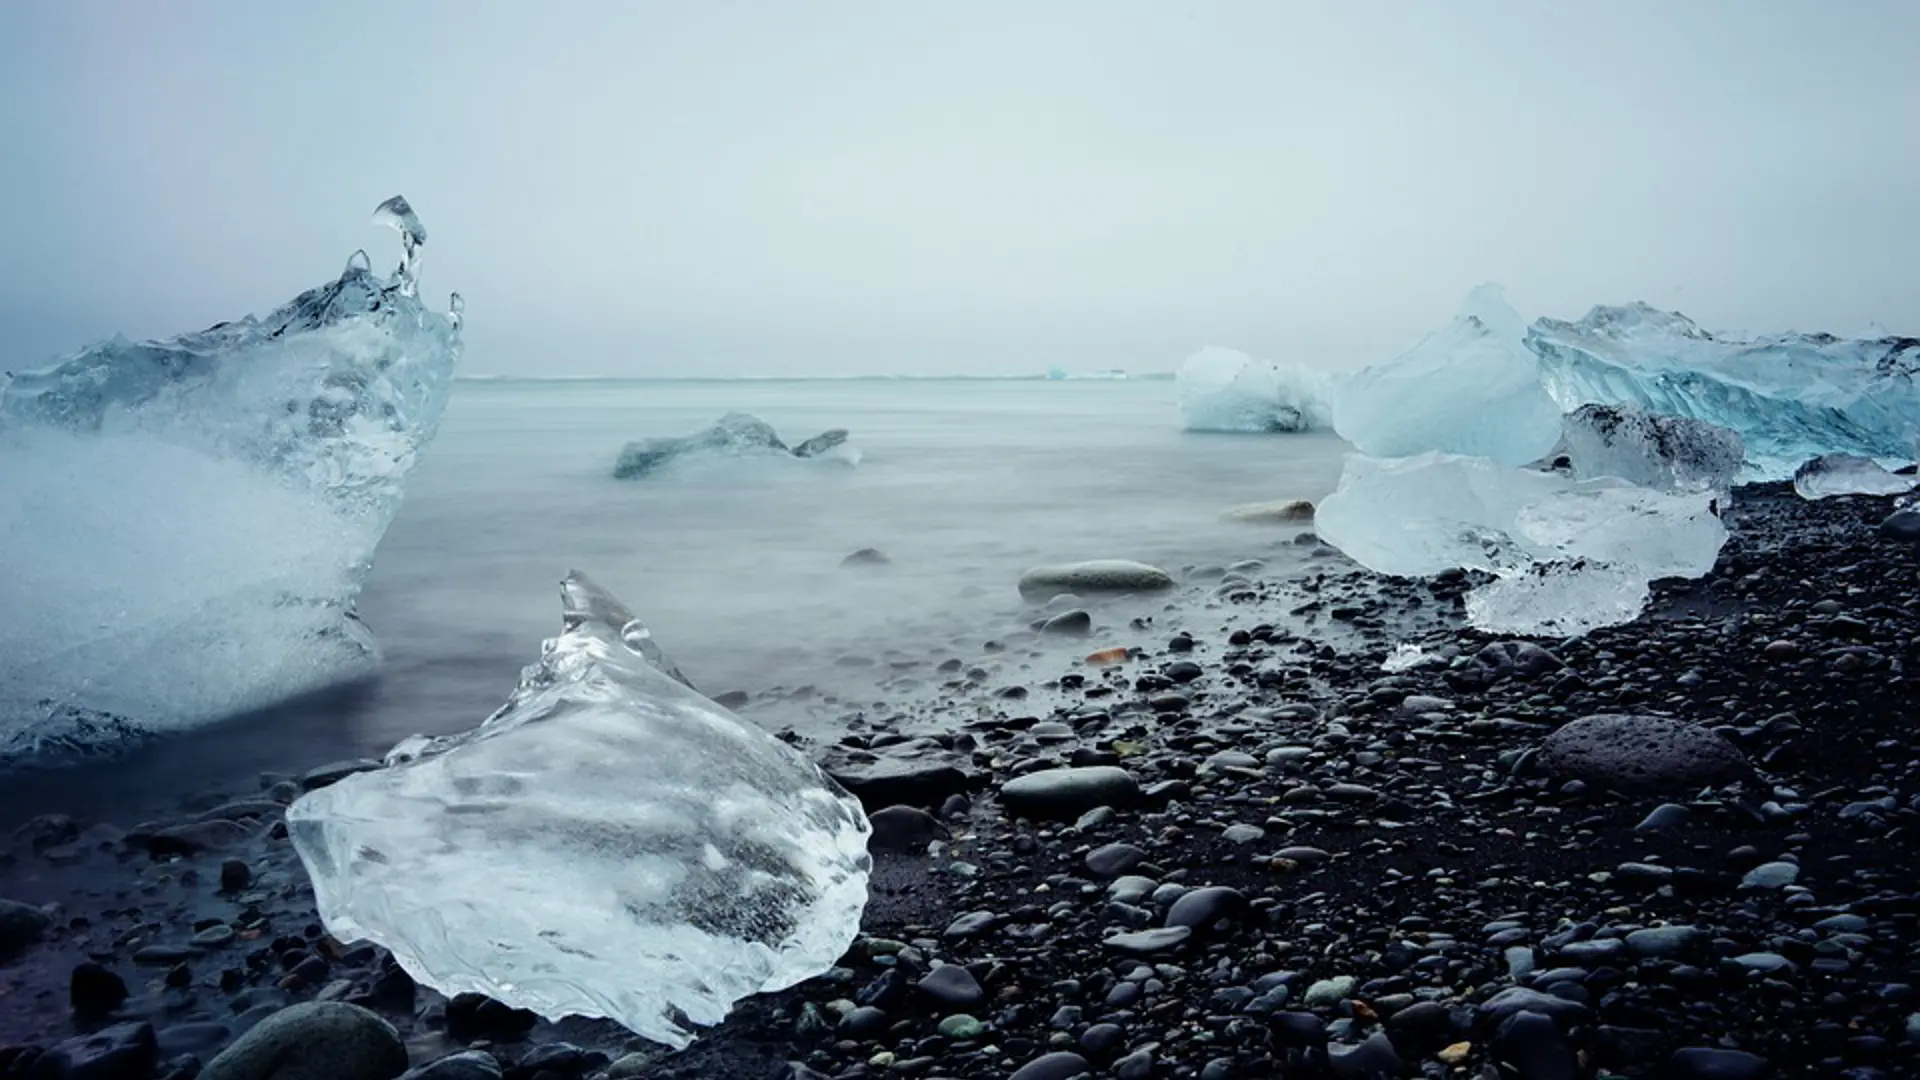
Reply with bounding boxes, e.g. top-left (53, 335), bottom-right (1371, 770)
top-left (287, 572), bottom-right (873, 1049)
top-left (0, 196), bottom-right (461, 760)
top-left (1177, 347), bottom-right (1334, 433)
